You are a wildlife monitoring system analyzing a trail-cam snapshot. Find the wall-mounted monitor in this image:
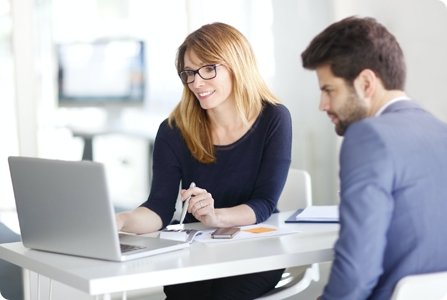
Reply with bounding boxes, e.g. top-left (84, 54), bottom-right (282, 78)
top-left (57, 39), bottom-right (146, 107)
